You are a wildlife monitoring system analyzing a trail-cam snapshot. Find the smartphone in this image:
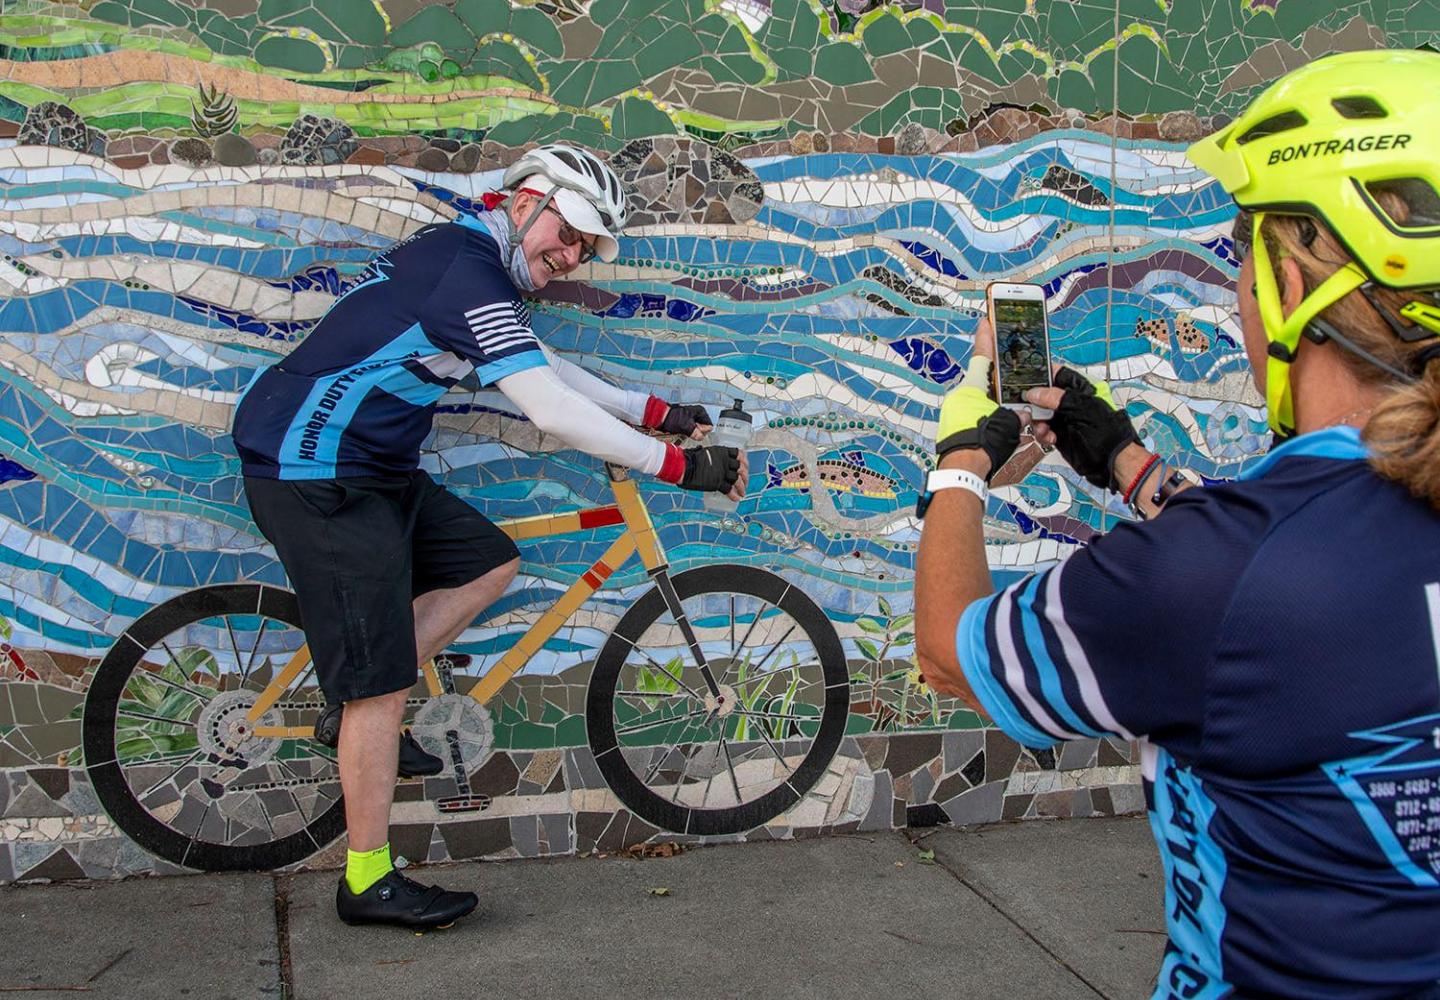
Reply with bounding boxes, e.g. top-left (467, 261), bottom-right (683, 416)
top-left (987, 281), bottom-right (1054, 419)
